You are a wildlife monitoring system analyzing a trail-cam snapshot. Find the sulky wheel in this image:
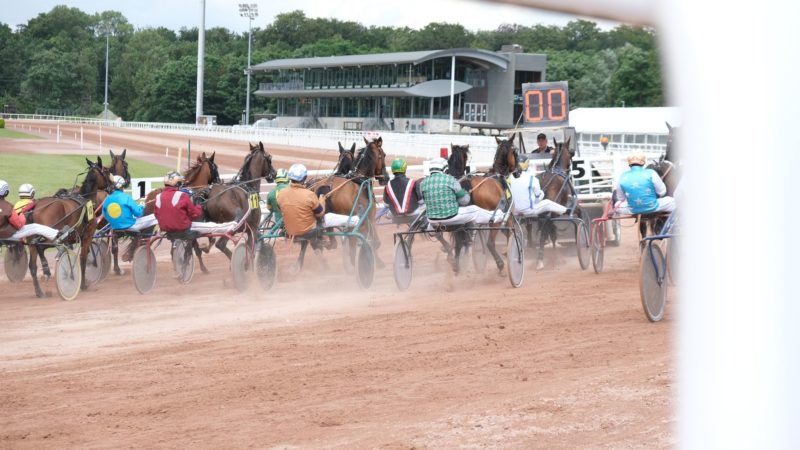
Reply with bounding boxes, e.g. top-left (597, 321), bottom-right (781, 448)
top-left (640, 243), bottom-right (668, 322)
top-left (355, 240), bottom-right (375, 289)
top-left (84, 241), bottom-right (105, 287)
top-left (4, 243), bottom-right (28, 283)
top-left (171, 240), bottom-right (194, 285)
top-left (506, 231), bottom-right (525, 288)
top-left (230, 242), bottom-right (252, 292)
top-left (55, 248), bottom-right (82, 301)
top-left (132, 246), bottom-right (157, 295)
top-left (575, 221), bottom-right (590, 270)
top-left (470, 229), bottom-right (488, 272)
top-left (256, 241), bottom-right (278, 291)
top-left (393, 238), bottom-right (413, 291)
top-left (591, 222), bottom-right (605, 274)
